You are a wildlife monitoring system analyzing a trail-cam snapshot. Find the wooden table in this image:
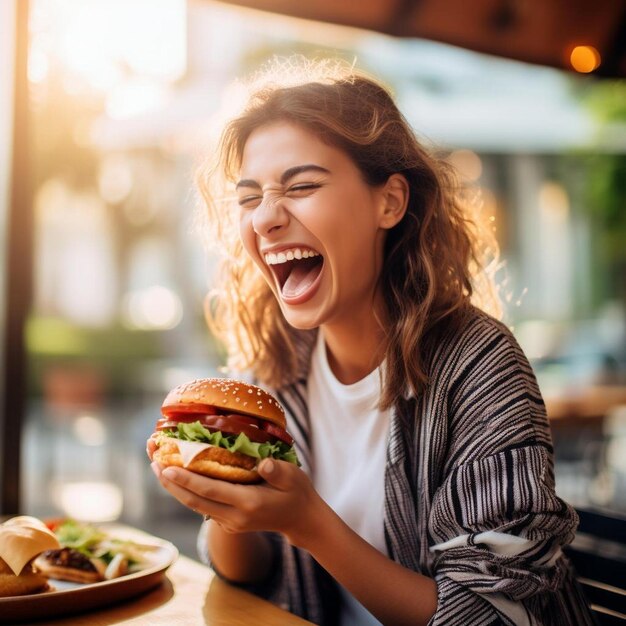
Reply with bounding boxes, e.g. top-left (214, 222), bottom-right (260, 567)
top-left (545, 385), bottom-right (626, 423)
top-left (24, 554), bottom-right (313, 625)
